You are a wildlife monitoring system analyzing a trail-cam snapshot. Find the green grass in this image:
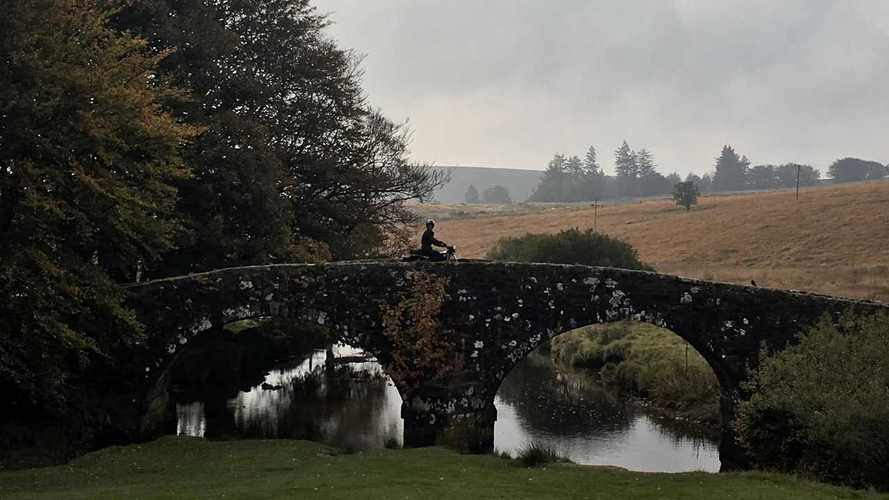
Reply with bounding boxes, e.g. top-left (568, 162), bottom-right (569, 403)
top-left (0, 437), bottom-right (884, 499)
top-left (551, 321), bottom-right (720, 425)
